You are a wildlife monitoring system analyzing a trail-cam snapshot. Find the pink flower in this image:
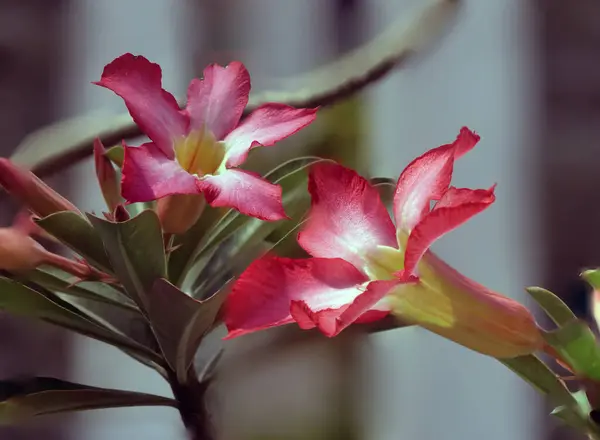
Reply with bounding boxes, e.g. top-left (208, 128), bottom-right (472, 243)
top-left (224, 128), bottom-right (543, 358)
top-left (95, 54), bottom-right (317, 221)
